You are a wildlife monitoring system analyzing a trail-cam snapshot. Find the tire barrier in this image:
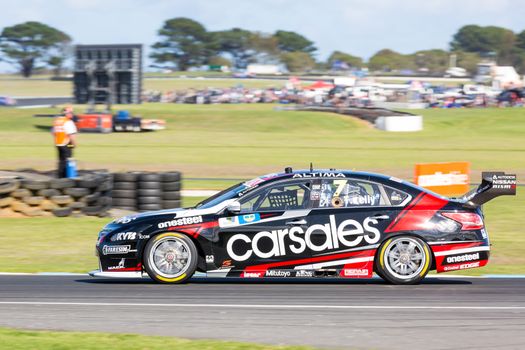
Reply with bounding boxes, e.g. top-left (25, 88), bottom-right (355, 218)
top-left (0, 170), bottom-right (182, 217)
top-left (112, 171), bottom-right (182, 212)
top-left (0, 171), bottom-right (112, 218)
